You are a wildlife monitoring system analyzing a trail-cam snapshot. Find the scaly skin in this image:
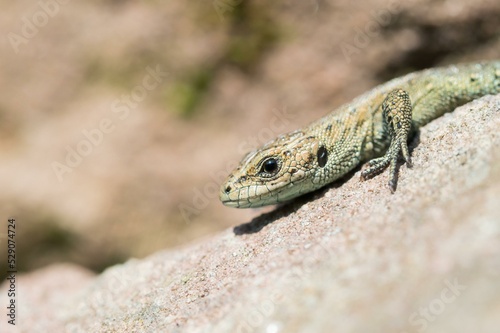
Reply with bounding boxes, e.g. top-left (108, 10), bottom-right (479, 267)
top-left (220, 61), bottom-right (500, 208)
